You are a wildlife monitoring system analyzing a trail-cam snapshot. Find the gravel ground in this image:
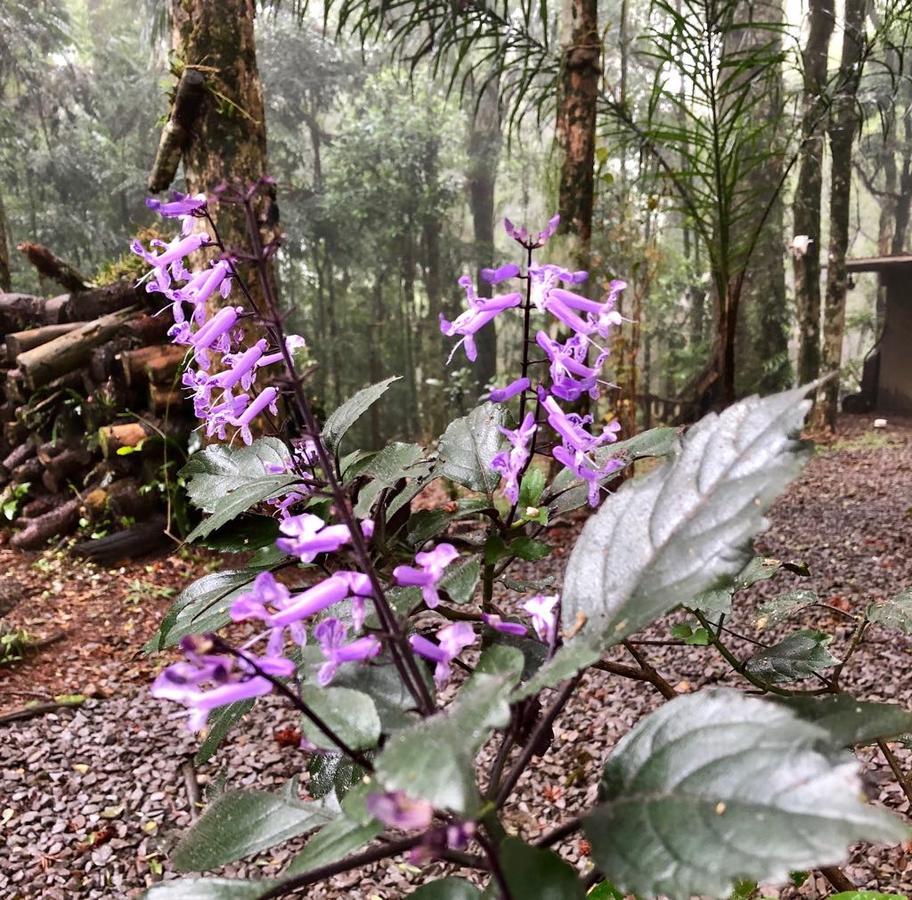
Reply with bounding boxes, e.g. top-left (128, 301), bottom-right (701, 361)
top-left (2, 414), bottom-right (912, 899)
